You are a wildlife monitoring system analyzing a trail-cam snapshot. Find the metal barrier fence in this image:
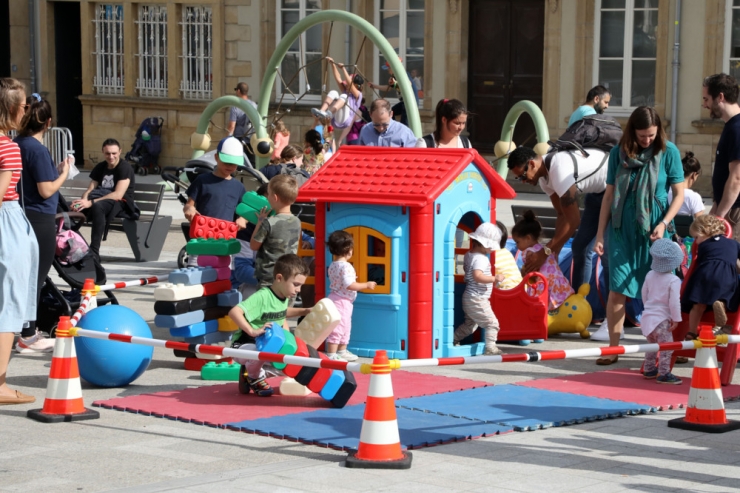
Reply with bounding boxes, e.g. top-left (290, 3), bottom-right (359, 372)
top-left (8, 127), bottom-right (74, 166)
